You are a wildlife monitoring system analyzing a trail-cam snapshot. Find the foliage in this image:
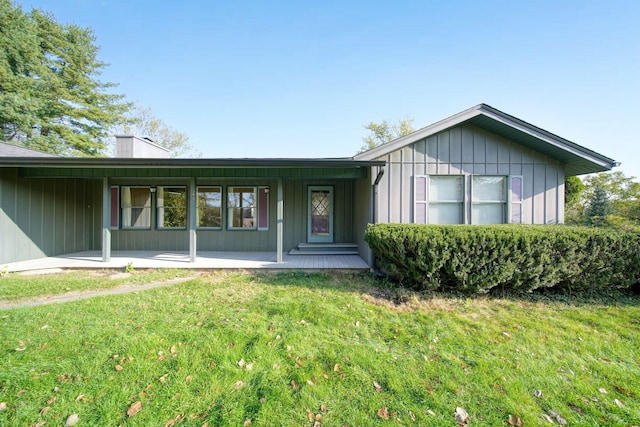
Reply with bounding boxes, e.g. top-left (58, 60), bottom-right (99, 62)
top-left (585, 185), bottom-right (611, 226)
top-left (358, 116), bottom-right (414, 153)
top-left (0, 0), bottom-right (131, 156)
top-left (109, 103), bottom-right (199, 158)
top-left (1, 271), bottom-right (639, 426)
top-left (364, 224), bottom-right (640, 293)
top-left (564, 175), bottom-right (584, 224)
top-left (578, 171), bottom-right (640, 228)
